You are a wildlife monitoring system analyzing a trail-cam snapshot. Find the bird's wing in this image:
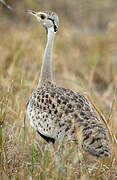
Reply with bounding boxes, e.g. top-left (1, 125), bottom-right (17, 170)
top-left (27, 81), bottom-right (110, 157)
